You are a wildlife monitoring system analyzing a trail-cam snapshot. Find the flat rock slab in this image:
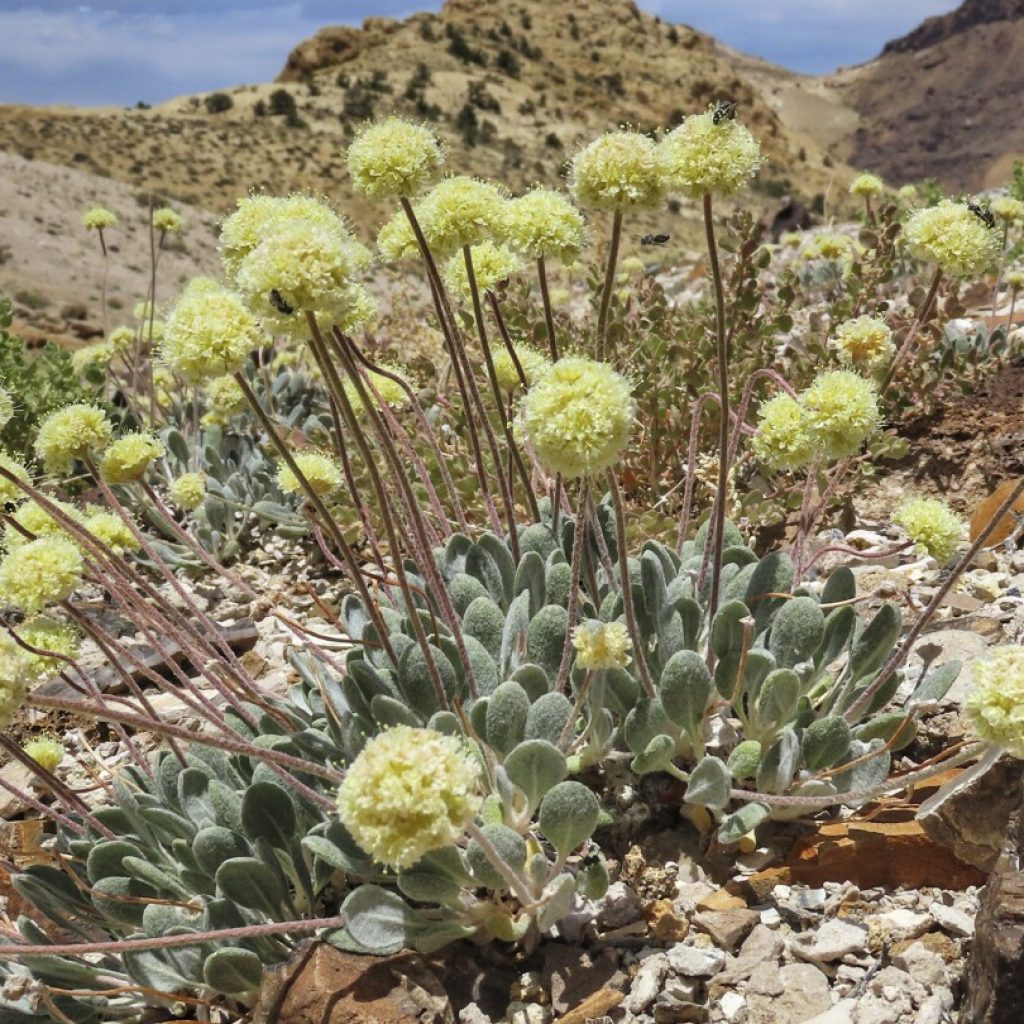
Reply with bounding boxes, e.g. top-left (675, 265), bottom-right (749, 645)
top-left (254, 942), bottom-right (452, 1024)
